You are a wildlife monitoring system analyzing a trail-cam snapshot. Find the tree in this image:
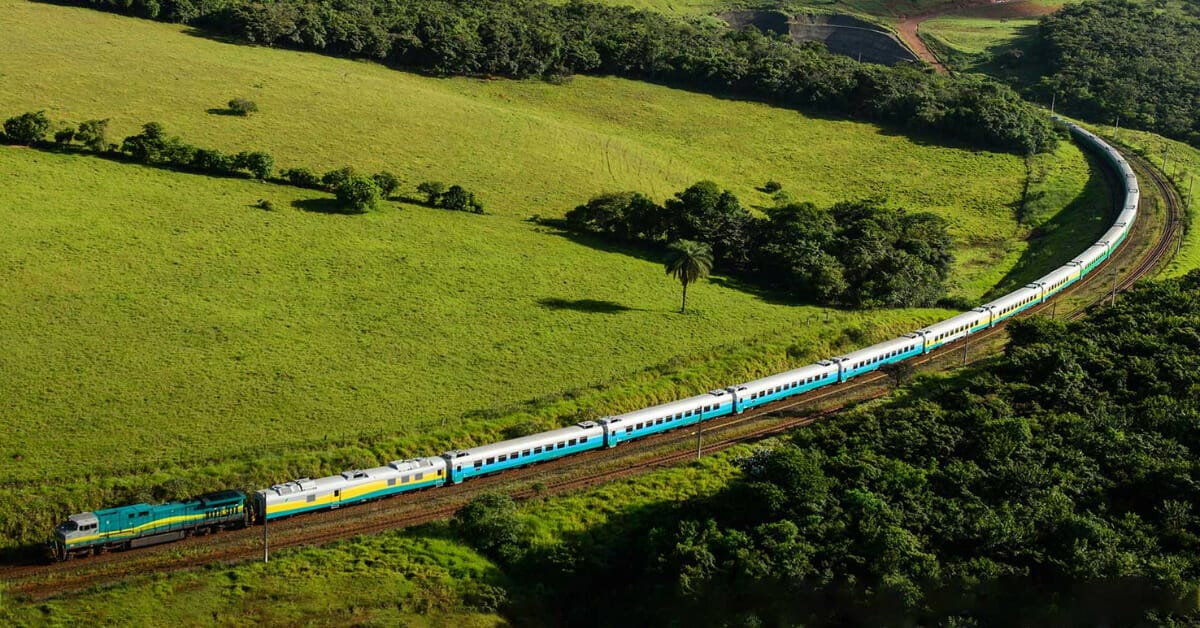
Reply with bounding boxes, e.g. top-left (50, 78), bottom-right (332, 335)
top-left (440, 184), bottom-right (470, 211)
top-left (282, 167), bottom-right (322, 189)
top-left (372, 171), bottom-right (400, 198)
top-left (664, 239), bottom-right (713, 314)
top-left (3, 111), bottom-right (51, 145)
top-left (322, 166), bottom-right (356, 191)
top-left (53, 127), bottom-right (76, 147)
top-left (234, 150), bottom-right (274, 179)
top-left (121, 122), bottom-right (170, 162)
top-left (417, 181), bottom-right (446, 206)
top-left (452, 492), bottom-right (529, 564)
top-left (75, 119), bottom-right (110, 152)
top-left (335, 175), bottom-right (381, 213)
top-left (227, 97), bottom-right (258, 116)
